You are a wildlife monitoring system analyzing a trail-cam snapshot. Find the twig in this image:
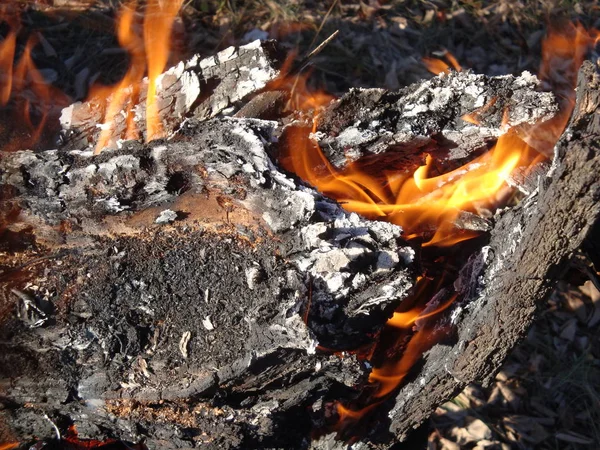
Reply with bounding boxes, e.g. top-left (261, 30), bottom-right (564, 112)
top-left (286, 30), bottom-right (340, 111)
top-left (302, 30), bottom-right (340, 72)
top-left (44, 413), bottom-right (61, 441)
top-left (309, 0), bottom-right (340, 50)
